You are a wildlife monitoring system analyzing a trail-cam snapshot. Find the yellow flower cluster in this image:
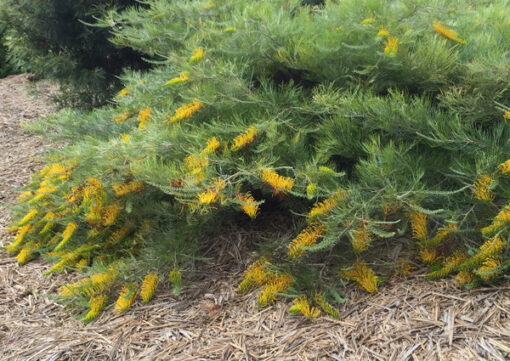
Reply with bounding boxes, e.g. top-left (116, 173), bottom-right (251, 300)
top-left (83, 294), bottom-right (108, 323)
top-left (231, 126), bottom-right (258, 151)
top-left (351, 225), bottom-right (372, 253)
top-left (120, 133), bottom-right (131, 143)
top-left (5, 224), bottom-right (32, 253)
top-left (477, 258), bottom-right (501, 281)
top-left (257, 273), bottom-right (293, 308)
top-left (168, 100), bottom-right (203, 123)
top-left (137, 107), bottom-right (152, 129)
top-left (377, 26), bottom-right (389, 38)
top-left (164, 71), bottom-right (190, 86)
top-left (113, 181), bottom-right (144, 196)
top-left (116, 87), bottom-right (129, 98)
top-left (288, 222), bottom-right (327, 259)
top-left (433, 21), bottom-right (466, 44)
top-left (54, 222), bottom-right (78, 251)
top-left (479, 236), bottom-right (505, 256)
top-left (197, 178), bottom-right (226, 205)
top-left (341, 260), bottom-right (379, 293)
top-left (115, 283), bottom-right (138, 312)
top-left (189, 48), bottom-right (204, 63)
top-left (39, 212), bottom-right (56, 235)
top-left (422, 223), bottom-right (457, 248)
top-left (306, 183), bottom-right (317, 198)
top-left (16, 246), bottom-right (33, 265)
top-left (289, 296), bottom-right (320, 321)
top-left (473, 175), bottom-right (494, 201)
top-left (140, 273), bottom-right (159, 304)
top-left (236, 193), bottom-right (259, 219)
top-left (361, 17), bottom-right (376, 25)
top-left (504, 110), bottom-right (510, 122)
top-left (498, 159), bottom-right (510, 174)
top-left (168, 268), bottom-right (182, 285)
top-left (106, 225), bottom-right (133, 245)
top-left (455, 271), bottom-right (475, 287)
top-left (201, 136), bottom-right (221, 155)
top-left (237, 258), bottom-right (271, 293)
top-left (419, 248), bottom-right (438, 264)
top-left (261, 169), bottom-right (294, 195)
top-left (83, 178), bottom-right (105, 224)
top-left (481, 204), bottom-right (510, 235)
top-left (308, 189), bottom-right (347, 219)
top-left (113, 112), bottom-right (129, 124)
top-left (17, 209), bottom-right (38, 227)
top-left (410, 212), bottom-right (427, 241)
top-left (384, 36), bottom-right (399, 55)
top-left (314, 292), bottom-right (339, 318)
top-left (102, 204), bottom-right (122, 226)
